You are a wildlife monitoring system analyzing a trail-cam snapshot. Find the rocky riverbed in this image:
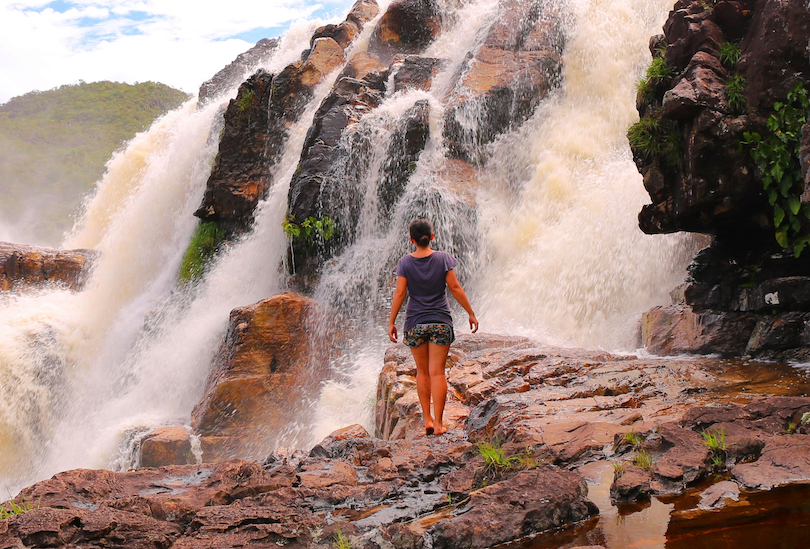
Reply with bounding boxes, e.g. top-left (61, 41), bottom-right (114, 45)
top-left (1, 334), bottom-right (808, 548)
